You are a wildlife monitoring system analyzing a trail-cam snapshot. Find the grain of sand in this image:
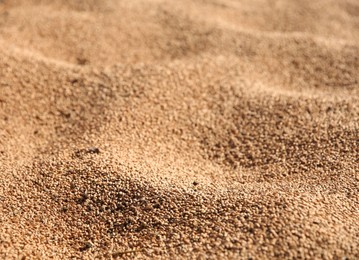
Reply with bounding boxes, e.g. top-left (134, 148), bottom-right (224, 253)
top-left (0, 0), bottom-right (358, 259)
